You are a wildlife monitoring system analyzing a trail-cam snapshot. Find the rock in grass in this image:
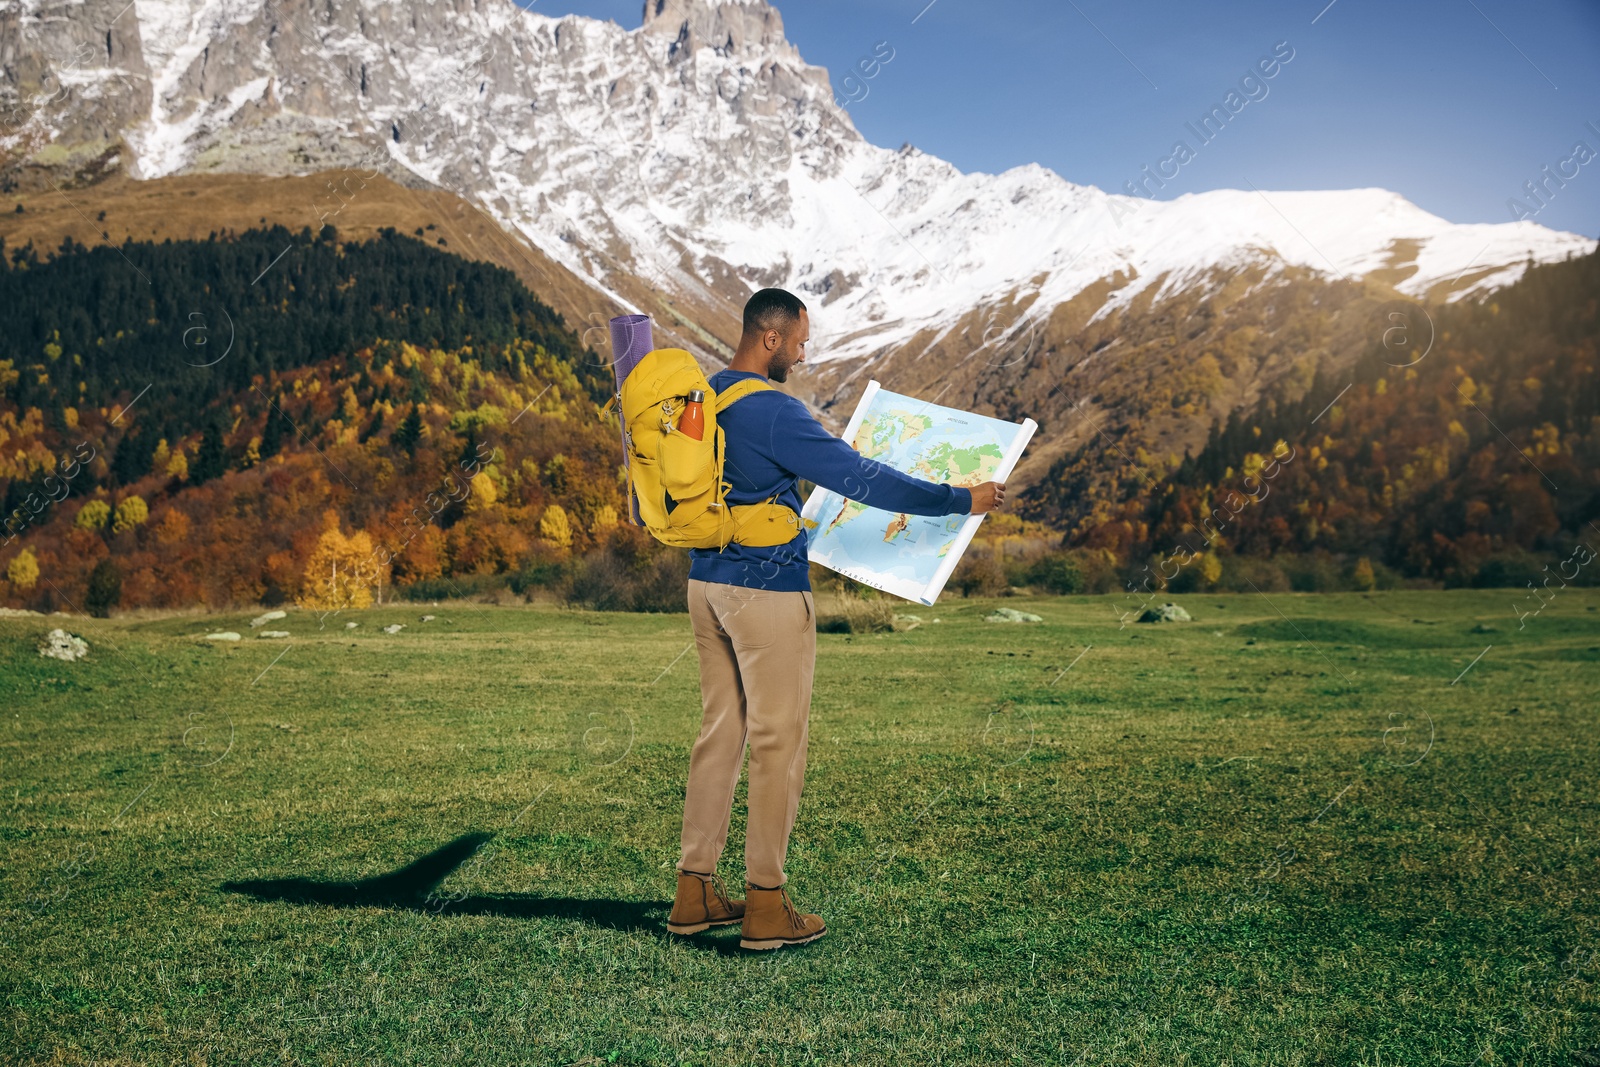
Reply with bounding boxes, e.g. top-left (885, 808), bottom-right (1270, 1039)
top-left (420, 614), bottom-right (436, 622)
top-left (985, 607), bottom-right (1043, 623)
top-left (1137, 602), bottom-right (1192, 623)
top-left (344, 622), bottom-right (359, 630)
top-left (382, 624), bottom-right (404, 634)
top-left (249, 610), bottom-right (287, 628)
top-left (39, 628), bottom-right (89, 661)
top-left (258, 630), bottom-right (290, 639)
top-left (205, 632), bottom-right (242, 642)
